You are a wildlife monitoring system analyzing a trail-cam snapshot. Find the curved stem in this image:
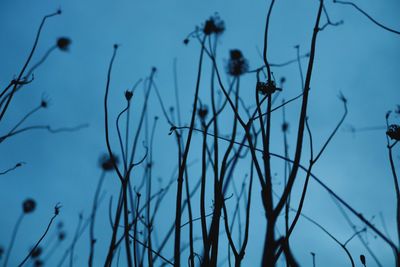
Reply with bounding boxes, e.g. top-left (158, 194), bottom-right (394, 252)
top-left (3, 213), bottom-right (24, 267)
